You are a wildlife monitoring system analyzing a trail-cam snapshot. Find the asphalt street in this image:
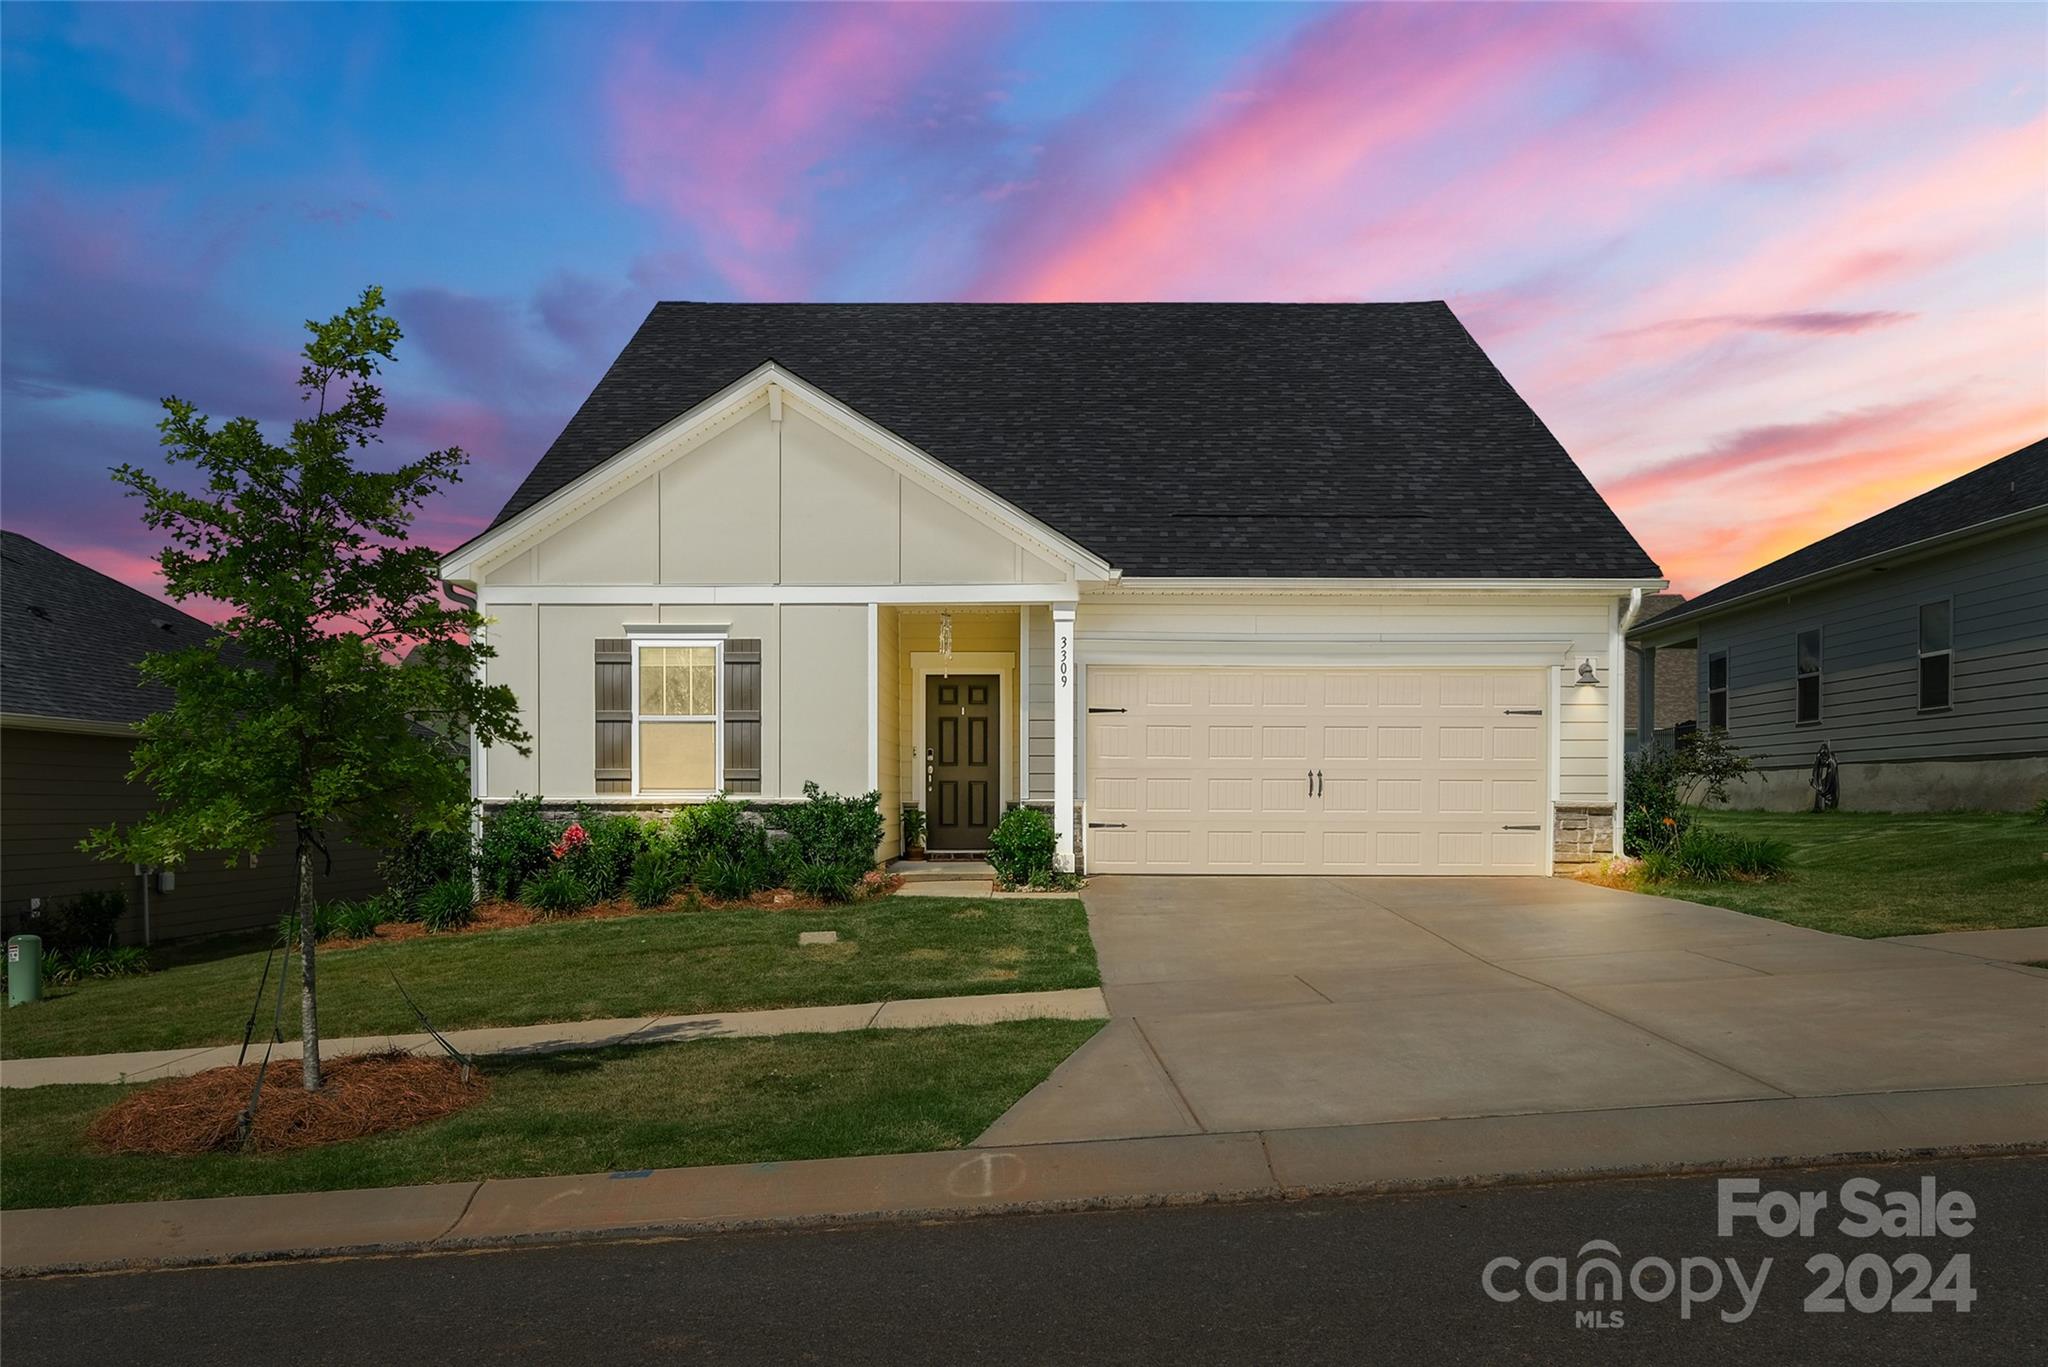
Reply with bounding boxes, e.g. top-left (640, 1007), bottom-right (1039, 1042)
top-left (4, 1155), bottom-right (2041, 1365)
